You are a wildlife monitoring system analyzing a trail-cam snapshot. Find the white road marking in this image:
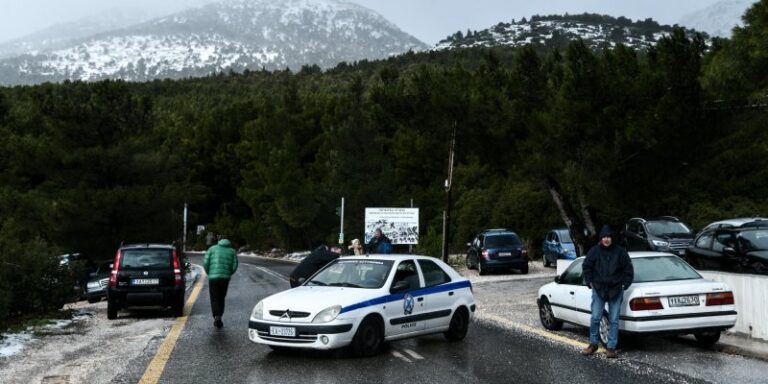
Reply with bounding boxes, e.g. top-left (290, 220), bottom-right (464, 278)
top-left (402, 348), bottom-right (424, 360)
top-left (254, 266), bottom-right (290, 282)
top-left (391, 350), bottom-right (412, 363)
